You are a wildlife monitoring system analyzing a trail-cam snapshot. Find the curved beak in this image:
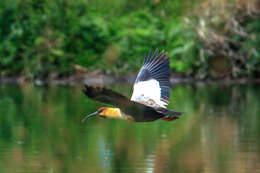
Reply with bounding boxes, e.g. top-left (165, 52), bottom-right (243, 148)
top-left (81, 111), bottom-right (99, 123)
